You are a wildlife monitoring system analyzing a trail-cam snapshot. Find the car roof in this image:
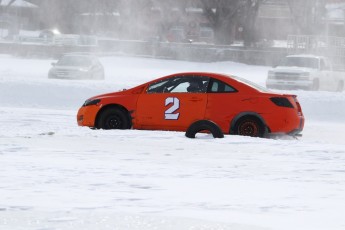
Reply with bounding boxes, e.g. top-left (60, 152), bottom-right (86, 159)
top-left (153, 72), bottom-right (233, 81)
top-left (145, 72), bottom-right (269, 93)
top-left (60, 54), bottom-right (98, 59)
